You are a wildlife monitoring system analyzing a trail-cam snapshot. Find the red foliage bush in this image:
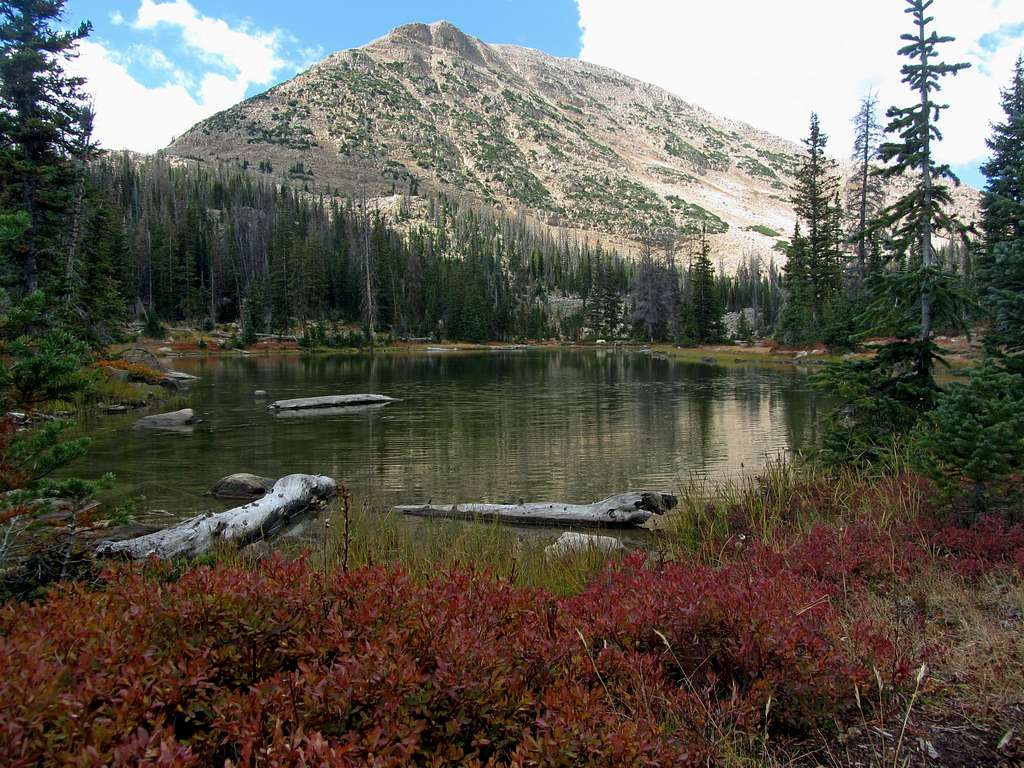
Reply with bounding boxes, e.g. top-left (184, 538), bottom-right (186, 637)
top-left (0, 544), bottom-right (912, 767)
top-left (929, 515), bottom-right (1024, 577)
